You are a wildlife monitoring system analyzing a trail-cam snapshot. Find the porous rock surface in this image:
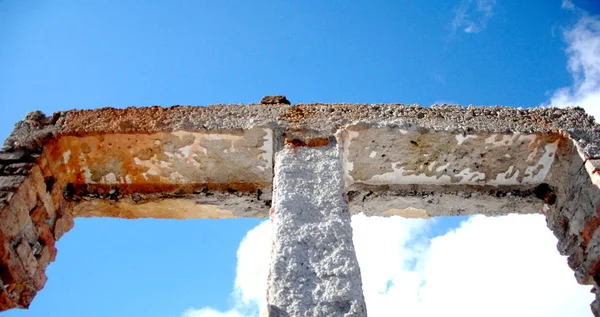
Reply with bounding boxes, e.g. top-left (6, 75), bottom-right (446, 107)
top-left (268, 144), bottom-right (366, 317)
